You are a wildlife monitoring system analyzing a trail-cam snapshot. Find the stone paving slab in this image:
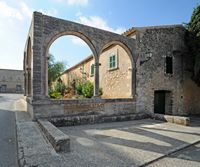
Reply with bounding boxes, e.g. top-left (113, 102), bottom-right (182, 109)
top-left (15, 99), bottom-right (64, 167)
top-left (59, 119), bottom-right (200, 167)
top-left (147, 142), bottom-right (200, 167)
